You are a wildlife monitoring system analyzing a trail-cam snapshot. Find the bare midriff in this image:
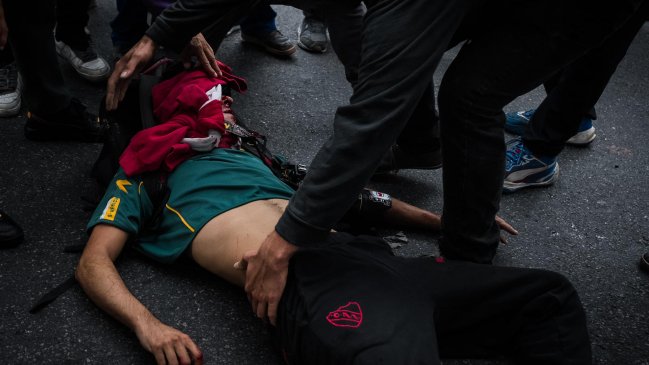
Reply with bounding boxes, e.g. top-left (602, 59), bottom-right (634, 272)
top-left (190, 198), bottom-right (290, 287)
